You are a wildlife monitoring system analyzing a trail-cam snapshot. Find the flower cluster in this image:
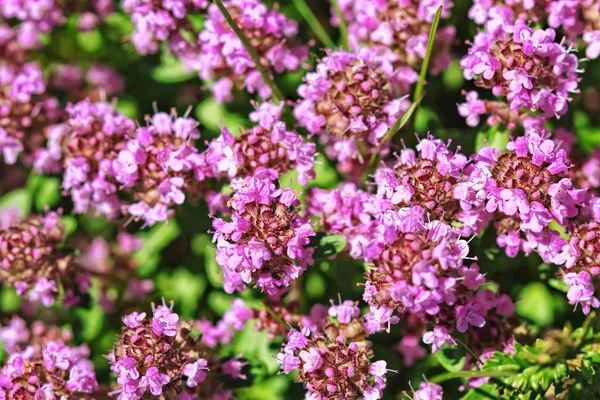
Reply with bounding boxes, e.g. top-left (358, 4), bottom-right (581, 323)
top-left (0, 210), bottom-right (87, 307)
top-left (547, 0), bottom-right (600, 60)
top-left (190, 0), bottom-right (309, 102)
top-left (373, 136), bottom-right (470, 231)
top-left (52, 99), bottom-right (136, 218)
top-left (467, 131), bottom-right (585, 258)
top-left (0, 62), bottom-right (64, 166)
top-left (123, 0), bottom-right (205, 55)
top-left (212, 168), bottom-right (315, 294)
top-left (460, 19), bottom-right (580, 127)
top-left (200, 101), bottom-right (316, 184)
top-left (294, 50), bottom-right (409, 172)
top-left (0, 317), bottom-right (98, 398)
top-left (333, 0), bottom-right (455, 88)
top-left (113, 109), bottom-right (205, 226)
top-left (108, 300), bottom-right (243, 399)
top-left (0, 0), bottom-right (114, 49)
top-left (277, 299), bottom-right (391, 400)
top-left (553, 221), bottom-right (600, 314)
